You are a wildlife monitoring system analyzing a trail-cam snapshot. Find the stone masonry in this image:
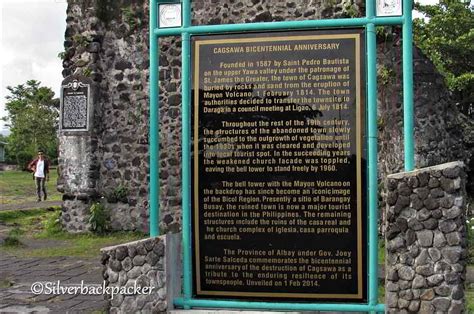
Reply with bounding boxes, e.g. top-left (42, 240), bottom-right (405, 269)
top-left (101, 236), bottom-right (167, 313)
top-left (385, 161), bottom-right (468, 313)
top-left (61, 0), bottom-right (473, 233)
top-left (58, 74), bottom-right (100, 232)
